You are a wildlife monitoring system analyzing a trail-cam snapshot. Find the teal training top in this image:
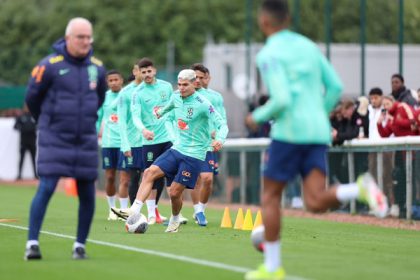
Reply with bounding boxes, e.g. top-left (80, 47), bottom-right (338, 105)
top-left (97, 90), bottom-right (121, 148)
top-left (159, 92), bottom-right (229, 161)
top-left (197, 87), bottom-right (227, 152)
top-left (253, 29), bottom-right (343, 144)
top-left (131, 79), bottom-right (174, 145)
top-left (118, 82), bottom-right (143, 152)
